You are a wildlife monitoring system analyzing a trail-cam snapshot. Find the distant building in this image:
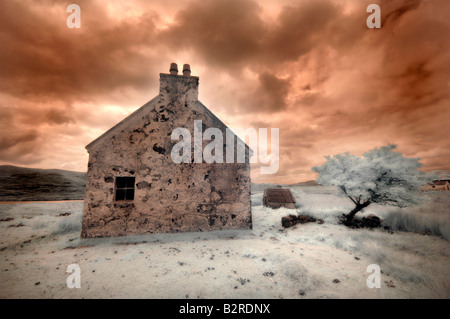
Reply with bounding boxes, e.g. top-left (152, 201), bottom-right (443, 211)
top-left (420, 180), bottom-right (450, 192)
top-left (263, 188), bottom-right (296, 209)
top-left (81, 64), bottom-right (252, 238)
